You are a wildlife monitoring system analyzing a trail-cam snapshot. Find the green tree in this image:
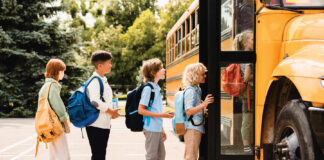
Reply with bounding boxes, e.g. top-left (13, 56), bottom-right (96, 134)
top-left (120, 9), bottom-right (160, 87)
top-left (92, 25), bottom-right (127, 91)
top-left (69, 0), bottom-right (80, 18)
top-left (105, 0), bottom-right (158, 32)
top-left (0, 0), bottom-right (89, 117)
top-left (158, 0), bottom-right (194, 39)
